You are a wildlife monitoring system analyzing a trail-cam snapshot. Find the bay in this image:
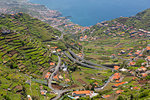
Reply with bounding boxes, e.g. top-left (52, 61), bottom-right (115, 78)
top-left (30, 0), bottom-right (150, 26)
